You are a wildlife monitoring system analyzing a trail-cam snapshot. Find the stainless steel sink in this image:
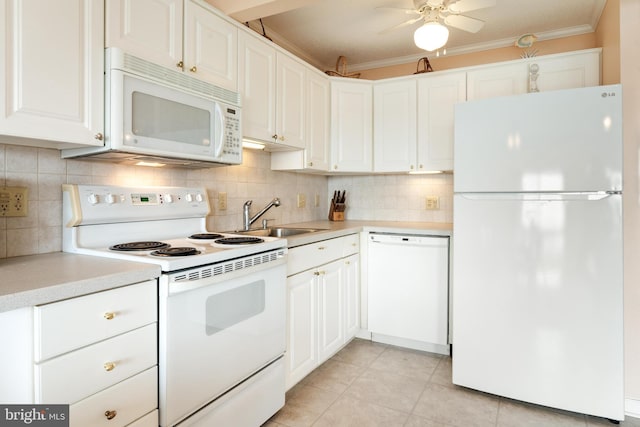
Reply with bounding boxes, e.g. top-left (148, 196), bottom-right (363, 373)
top-left (230, 227), bottom-right (327, 237)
